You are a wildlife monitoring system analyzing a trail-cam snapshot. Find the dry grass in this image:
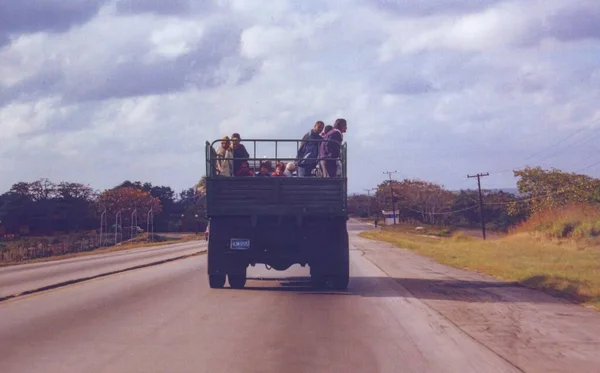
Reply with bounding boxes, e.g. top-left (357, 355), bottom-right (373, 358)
top-left (361, 225), bottom-right (600, 310)
top-left (514, 204), bottom-right (600, 240)
top-left (0, 234), bottom-right (205, 267)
